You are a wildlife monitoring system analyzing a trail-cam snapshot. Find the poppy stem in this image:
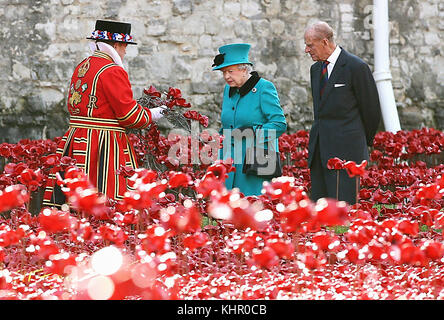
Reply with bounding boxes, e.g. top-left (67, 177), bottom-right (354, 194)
top-left (336, 170), bottom-right (339, 200)
top-left (292, 232), bottom-right (300, 275)
top-left (355, 176), bottom-right (359, 204)
top-left (21, 238), bottom-right (26, 269)
top-left (0, 157), bottom-right (4, 173)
